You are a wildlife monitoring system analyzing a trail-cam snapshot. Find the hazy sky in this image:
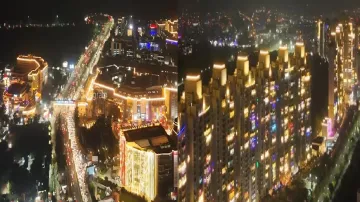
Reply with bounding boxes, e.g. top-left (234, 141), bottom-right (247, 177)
top-left (1, 0), bottom-right (359, 22)
top-left (0, 0), bottom-right (177, 22)
top-left (180, 0), bottom-right (360, 13)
